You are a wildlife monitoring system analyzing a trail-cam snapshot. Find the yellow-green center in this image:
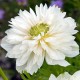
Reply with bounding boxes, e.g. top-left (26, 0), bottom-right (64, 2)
top-left (29, 23), bottom-right (49, 36)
